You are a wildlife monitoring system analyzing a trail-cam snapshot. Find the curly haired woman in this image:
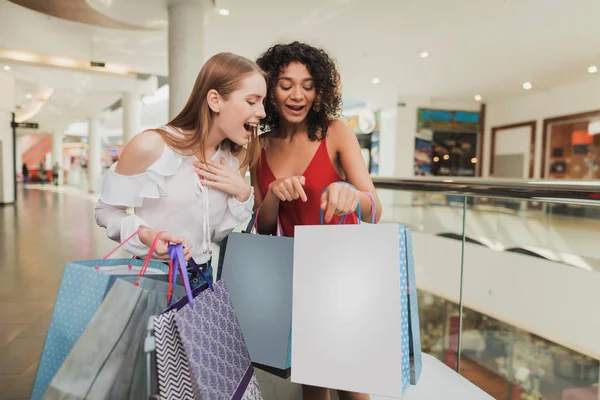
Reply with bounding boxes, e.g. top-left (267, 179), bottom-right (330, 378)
top-left (251, 42), bottom-right (382, 400)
